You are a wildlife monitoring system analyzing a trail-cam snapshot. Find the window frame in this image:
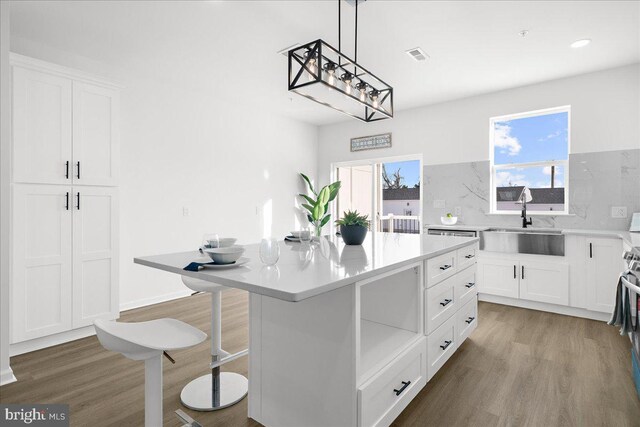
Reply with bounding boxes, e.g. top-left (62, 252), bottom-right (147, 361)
top-left (489, 105), bottom-right (571, 216)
